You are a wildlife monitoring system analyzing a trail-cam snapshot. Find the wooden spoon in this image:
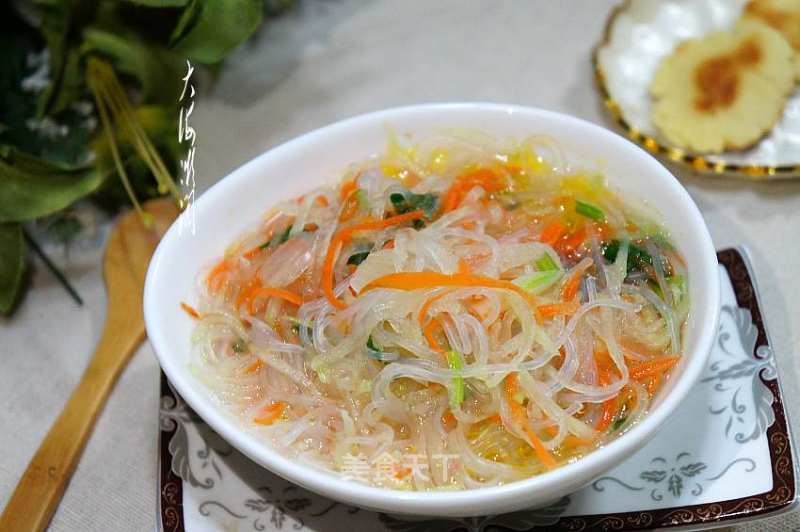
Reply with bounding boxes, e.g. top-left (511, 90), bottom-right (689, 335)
top-left (0, 198), bottom-right (179, 532)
